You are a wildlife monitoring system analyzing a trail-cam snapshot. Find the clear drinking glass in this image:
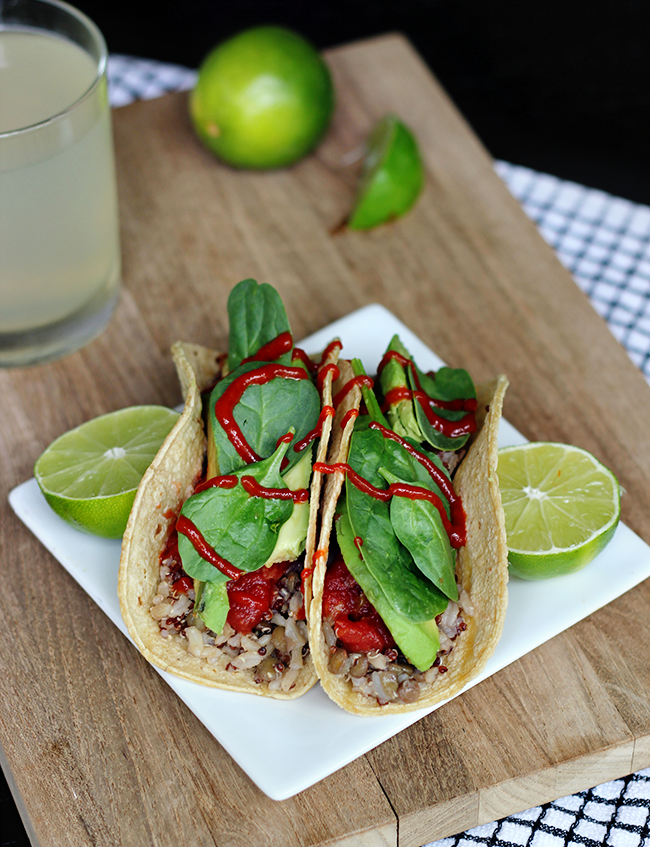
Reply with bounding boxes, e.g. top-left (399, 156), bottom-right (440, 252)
top-left (0, 0), bottom-right (121, 367)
